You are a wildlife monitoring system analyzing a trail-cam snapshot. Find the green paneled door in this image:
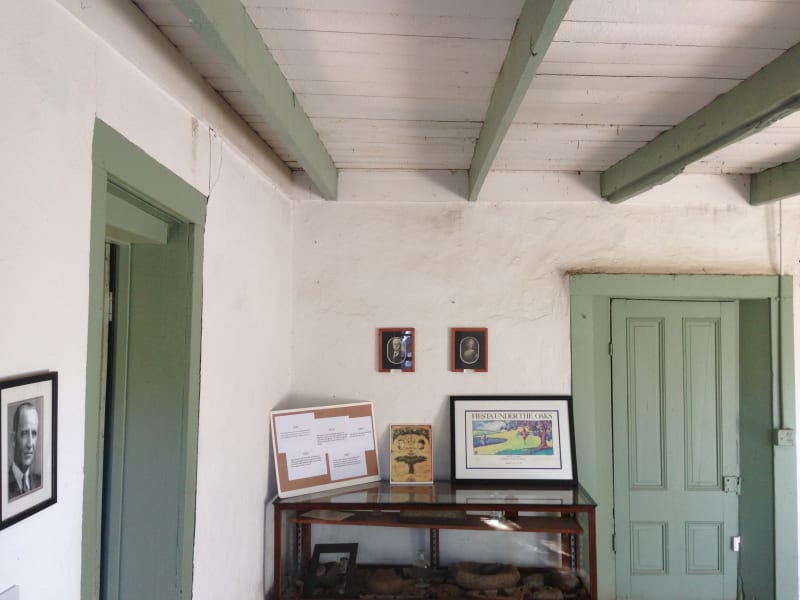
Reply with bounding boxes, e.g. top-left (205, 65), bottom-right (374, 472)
top-left (611, 300), bottom-right (739, 600)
